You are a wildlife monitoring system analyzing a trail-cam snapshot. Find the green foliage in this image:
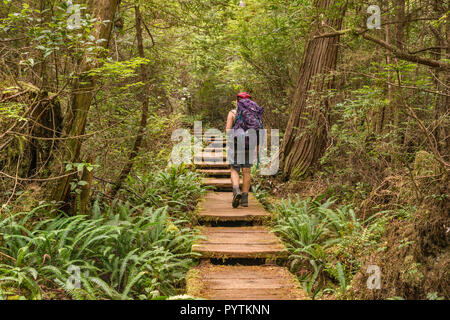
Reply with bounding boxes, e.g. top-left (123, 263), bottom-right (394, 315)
top-left (123, 165), bottom-right (207, 218)
top-left (426, 292), bottom-right (445, 300)
top-left (0, 203), bottom-right (199, 300)
top-left (273, 196), bottom-right (385, 299)
top-left (0, 102), bottom-right (26, 121)
top-left (0, 1), bottom-right (99, 63)
top-left (322, 86), bottom-right (389, 168)
top-left (0, 165), bottom-right (206, 300)
top-left (251, 180), bottom-right (272, 211)
top-left (87, 57), bottom-right (151, 81)
top-left (1, 0), bottom-right (448, 302)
